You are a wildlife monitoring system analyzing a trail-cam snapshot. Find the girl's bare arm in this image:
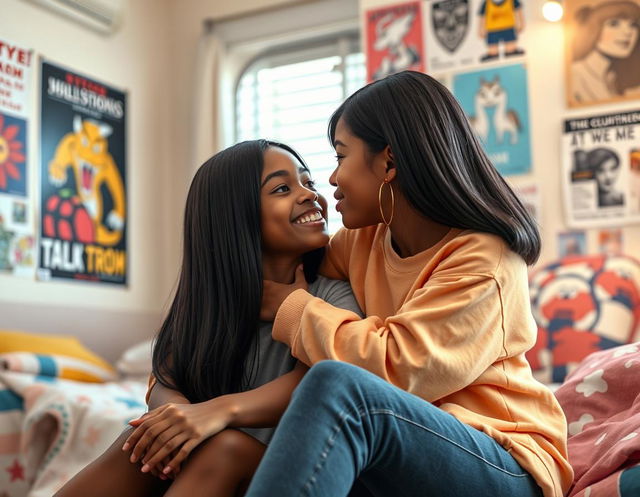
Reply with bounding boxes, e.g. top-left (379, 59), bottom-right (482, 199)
top-left (124, 362), bottom-right (308, 474)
